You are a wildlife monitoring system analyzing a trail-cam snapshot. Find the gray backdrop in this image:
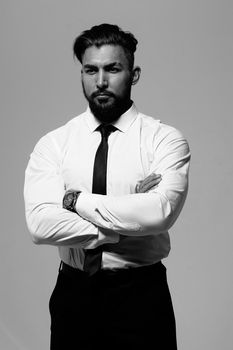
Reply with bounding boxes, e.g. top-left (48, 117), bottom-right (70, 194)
top-left (1, 0), bottom-right (232, 349)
